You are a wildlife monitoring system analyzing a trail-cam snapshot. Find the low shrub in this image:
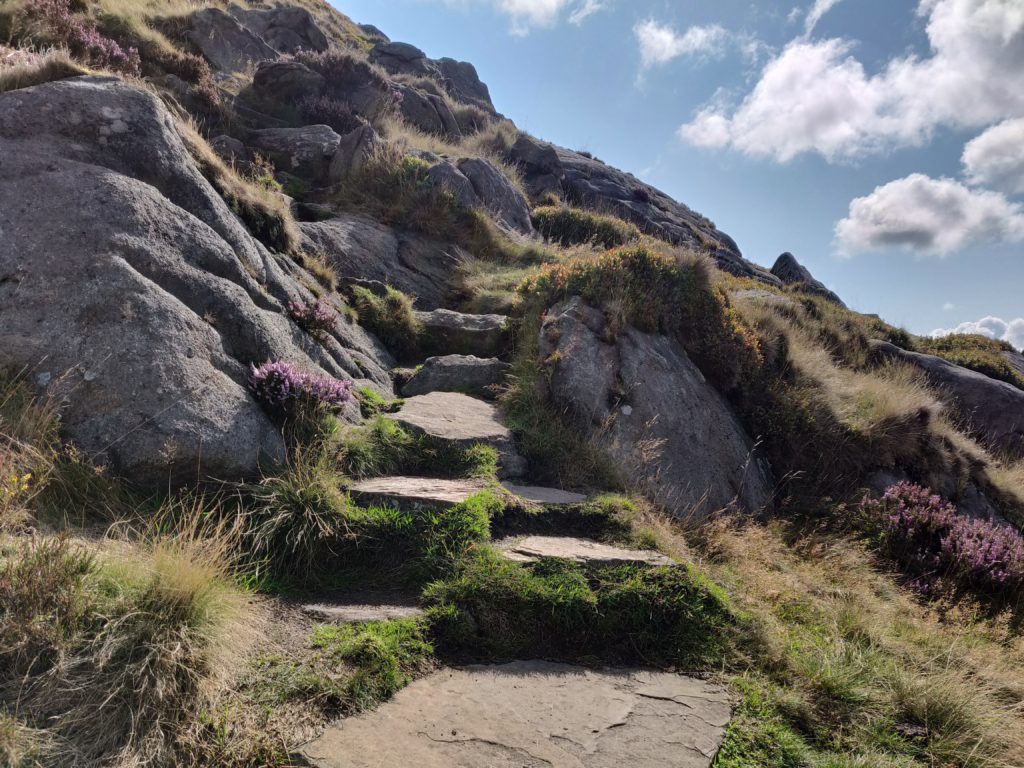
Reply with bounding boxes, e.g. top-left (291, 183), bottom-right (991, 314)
top-left (426, 552), bottom-right (735, 669)
top-left (914, 334), bottom-right (1024, 391)
top-left (349, 284), bottom-right (421, 361)
top-left (297, 94), bottom-right (363, 135)
top-left (19, 0), bottom-right (139, 74)
top-left (521, 245), bottom-right (763, 392)
top-left (861, 481), bottom-right (1024, 596)
top-left (287, 297), bottom-right (338, 339)
top-left (531, 205), bottom-right (640, 249)
top-left (248, 361), bottom-right (353, 414)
